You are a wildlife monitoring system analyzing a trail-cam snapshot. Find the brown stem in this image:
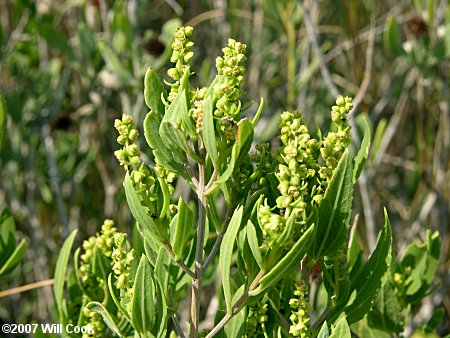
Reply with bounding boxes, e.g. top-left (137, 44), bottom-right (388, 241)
top-left (202, 209), bottom-right (233, 270)
top-left (190, 162), bottom-right (207, 337)
top-left (206, 270), bottom-right (265, 338)
top-left (163, 241), bottom-right (195, 279)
